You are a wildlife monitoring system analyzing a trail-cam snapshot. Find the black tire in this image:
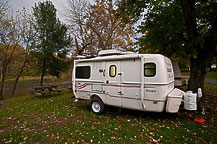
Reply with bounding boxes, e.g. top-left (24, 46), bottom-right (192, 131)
top-left (90, 98), bottom-right (105, 114)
